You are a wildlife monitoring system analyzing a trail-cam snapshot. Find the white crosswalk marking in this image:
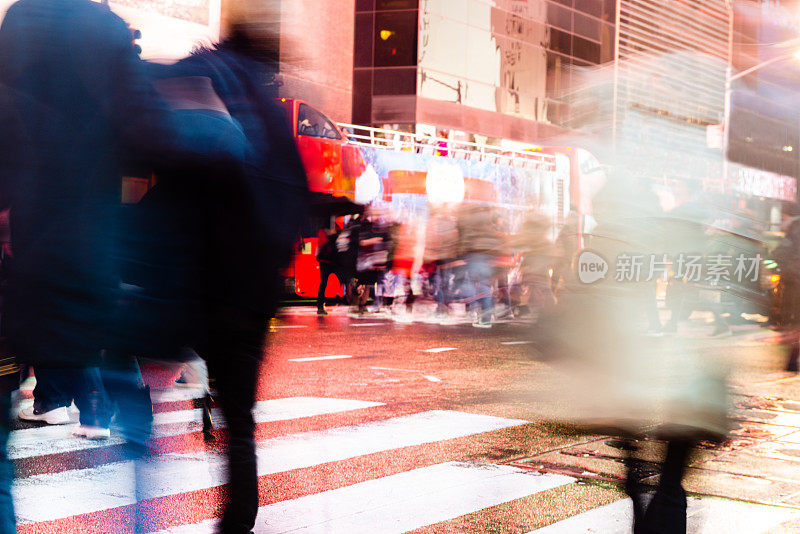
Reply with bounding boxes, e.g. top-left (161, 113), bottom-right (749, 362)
top-left (152, 462), bottom-right (574, 534)
top-left (289, 355), bottom-right (353, 362)
top-left (8, 397), bottom-right (383, 460)
top-left (531, 496), bottom-right (800, 534)
top-left (149, 387), bottom-right (206, 404)
top-left (17, 393), bottom-right (792, 534)
top-left (13, 410), bottom-right (528, 523)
